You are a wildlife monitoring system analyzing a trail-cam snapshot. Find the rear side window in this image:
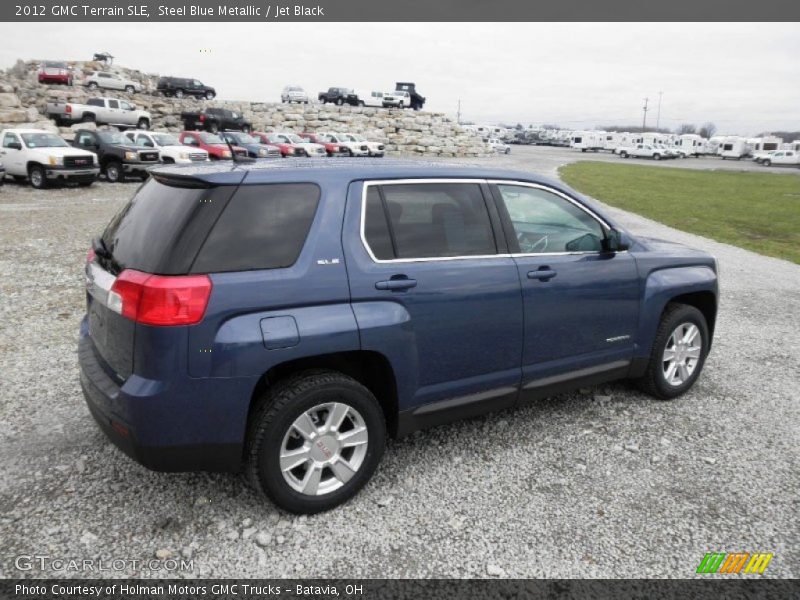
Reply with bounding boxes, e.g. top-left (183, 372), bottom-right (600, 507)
top-left (363, 183), bottom-right (496, 260)
top-left (191, 184), bottom-right (320, 273)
